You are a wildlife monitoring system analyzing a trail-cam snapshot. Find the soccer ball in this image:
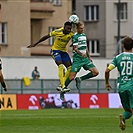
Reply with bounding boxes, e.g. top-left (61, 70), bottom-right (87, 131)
top-left (69, 14), bottom-right (79, 24)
